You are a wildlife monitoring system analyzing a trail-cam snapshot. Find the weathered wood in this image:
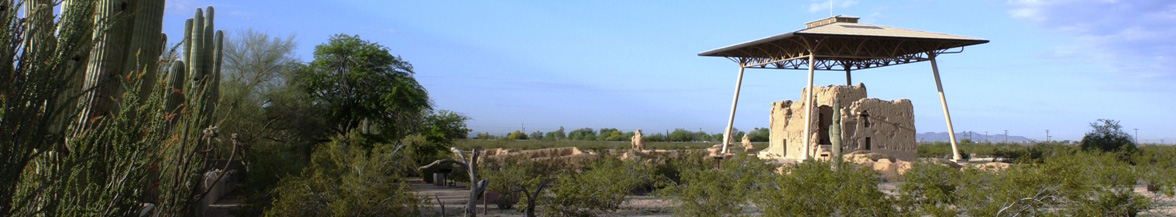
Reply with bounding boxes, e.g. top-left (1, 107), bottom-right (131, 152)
top-left (422, 147), bottom-right (487, 217)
